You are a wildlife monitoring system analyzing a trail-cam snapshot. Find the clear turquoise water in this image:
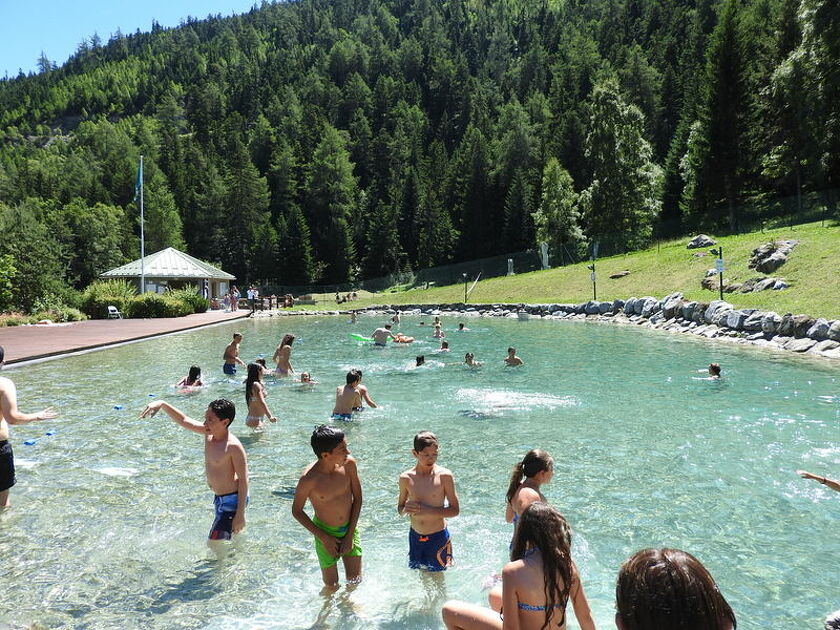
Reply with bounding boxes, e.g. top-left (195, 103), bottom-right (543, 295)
top-left (1, 313), bottom-right (838, 629)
